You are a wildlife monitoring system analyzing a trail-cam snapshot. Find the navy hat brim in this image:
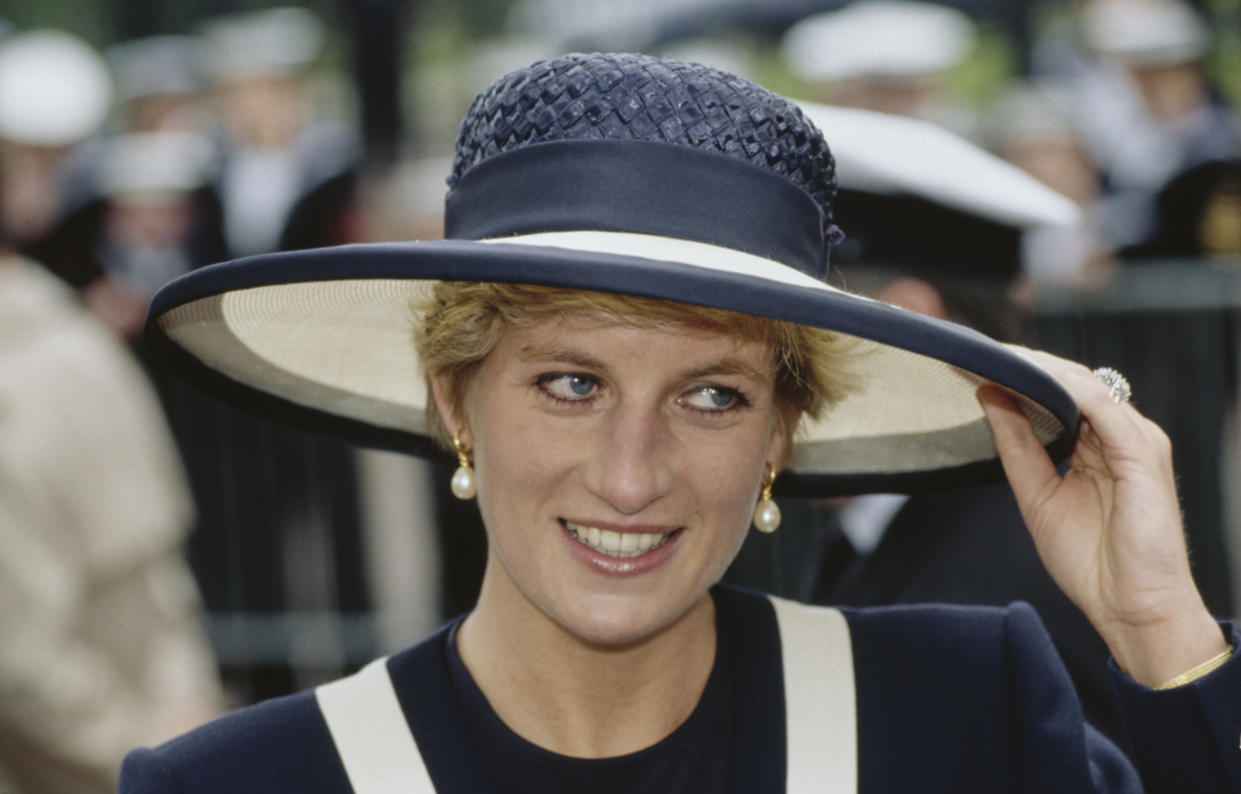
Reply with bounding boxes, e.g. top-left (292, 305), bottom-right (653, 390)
top-left (147, 235), bottom-right (1078, 496)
